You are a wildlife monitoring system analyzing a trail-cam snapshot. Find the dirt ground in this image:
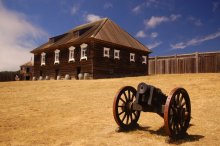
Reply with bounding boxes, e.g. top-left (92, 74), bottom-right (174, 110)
top-left (0, 73), bottom-right (220, 146)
